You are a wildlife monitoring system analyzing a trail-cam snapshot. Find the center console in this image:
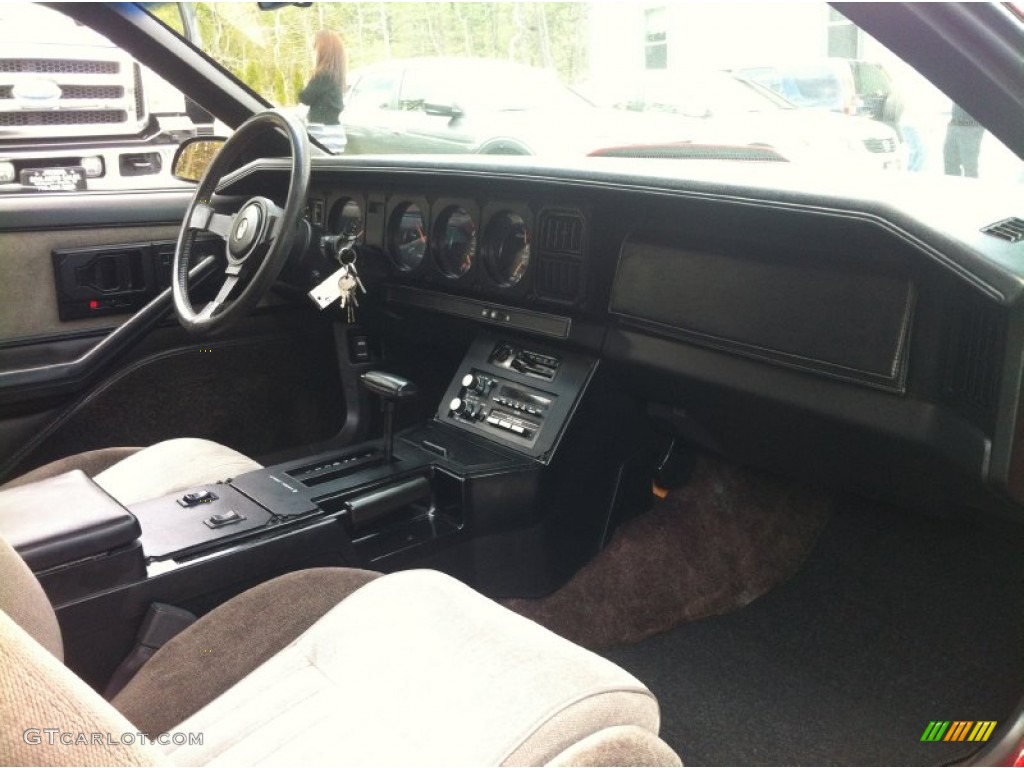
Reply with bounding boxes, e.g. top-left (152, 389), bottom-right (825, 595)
top-left (0, 330), bottom-right (609, 690)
